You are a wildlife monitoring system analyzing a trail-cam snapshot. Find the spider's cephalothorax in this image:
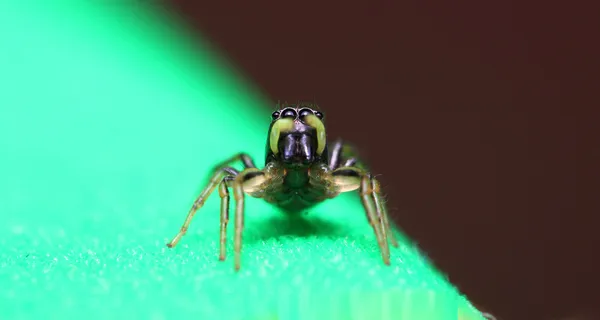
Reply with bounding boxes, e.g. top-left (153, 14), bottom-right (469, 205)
top-left (166, 102), bottom-right (399, 271)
